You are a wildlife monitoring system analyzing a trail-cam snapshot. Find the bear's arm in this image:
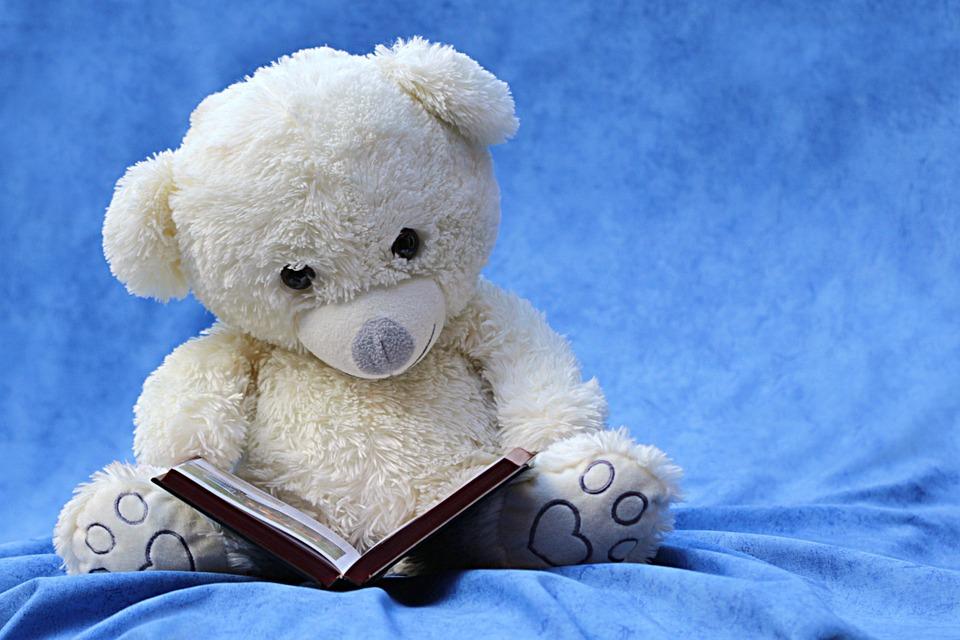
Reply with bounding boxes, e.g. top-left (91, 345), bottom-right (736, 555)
top-left (132, 323), bottom-right (267, 470)
top-left (455, 277), bottom-right (608, 452)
